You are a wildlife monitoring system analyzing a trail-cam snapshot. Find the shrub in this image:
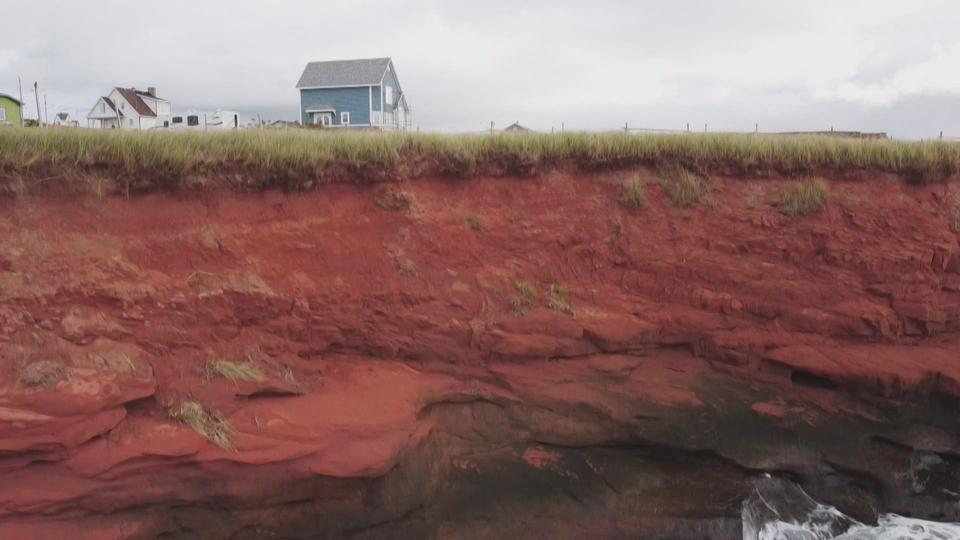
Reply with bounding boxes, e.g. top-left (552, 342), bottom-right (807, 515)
top-left (547, 283), bottom-right (575, 316)
top-left (619, 176), bottom-right (645, 208)
top-left (661, 169), bottom-right (710, 207)
top-left (168, 401), bottom-right (234, 449)
top-left (779, 179), bottom-right (830, 218)
top-left (206, 359), bottom-right (262, 382)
